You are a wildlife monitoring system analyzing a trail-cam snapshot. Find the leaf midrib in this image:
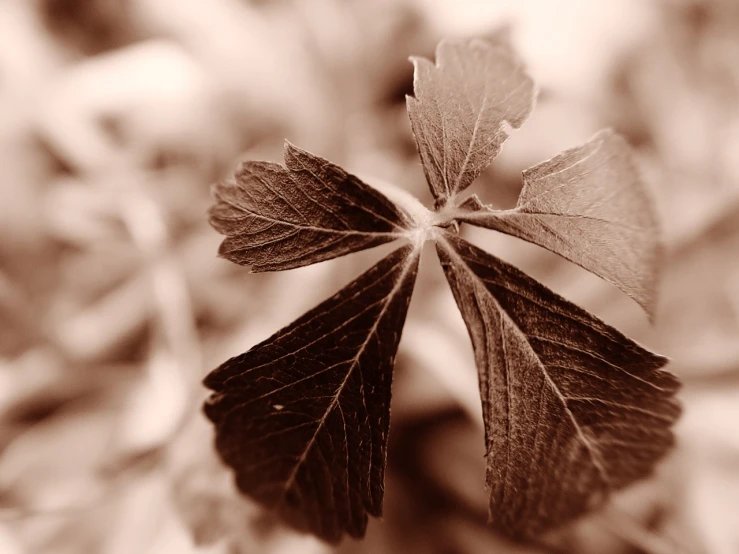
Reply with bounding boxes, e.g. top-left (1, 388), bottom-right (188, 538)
top-left (277, 247), bottom-right (420, 505)
top-left (460, 208), bottom-right (649, 233)
top-left (220, 197), bottom-right (408, 239)
top-left (437, 236), bottom-right (611, 489)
